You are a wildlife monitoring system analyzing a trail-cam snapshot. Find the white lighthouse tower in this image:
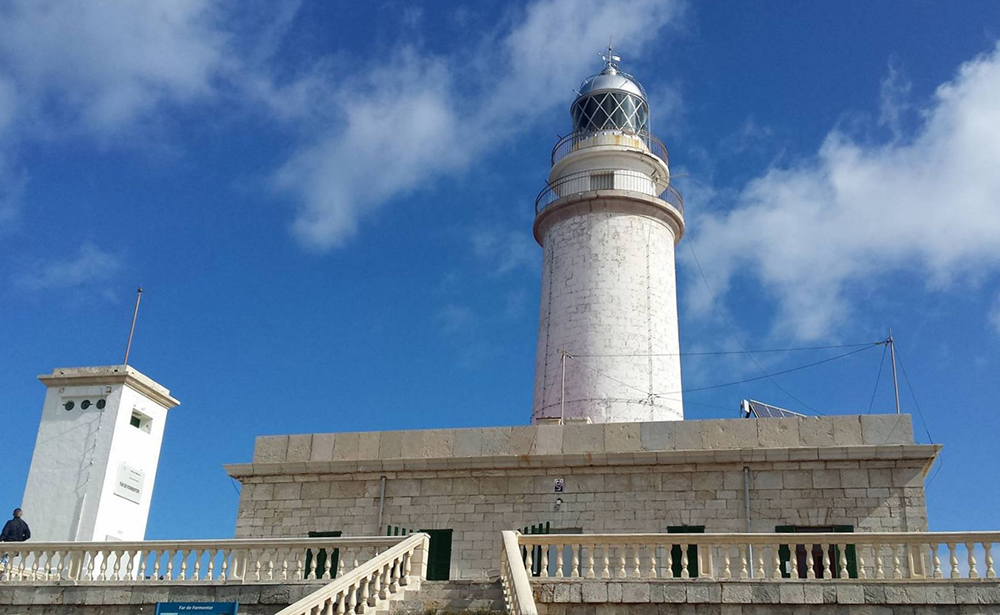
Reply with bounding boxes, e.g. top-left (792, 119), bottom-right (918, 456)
top-left (20, 365), bottom-right (179, 541)
top-left (532, 50), bottom-right (685, 424)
